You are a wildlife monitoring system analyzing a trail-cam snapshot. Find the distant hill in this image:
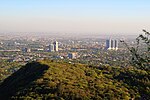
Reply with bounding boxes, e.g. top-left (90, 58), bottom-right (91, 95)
top-left (0, 60), bottom-right (149, 100)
